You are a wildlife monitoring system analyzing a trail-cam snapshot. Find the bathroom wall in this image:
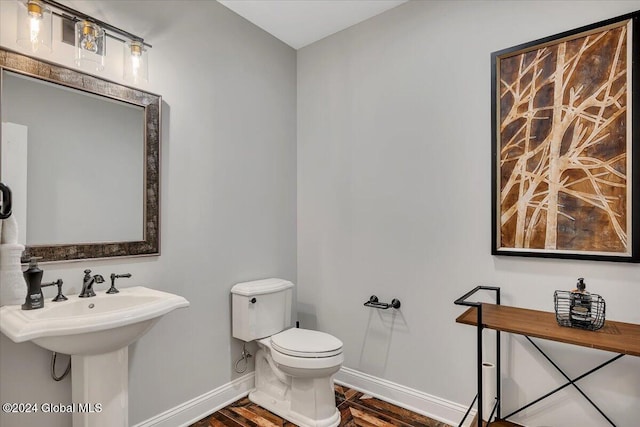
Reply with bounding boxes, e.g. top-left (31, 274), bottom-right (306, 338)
top-left (0, 1), bottom-right (296, 426)
top-left (297, 1), bottom-right (640, 426)
top-left (2, 1), bottom-right (639, 426)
